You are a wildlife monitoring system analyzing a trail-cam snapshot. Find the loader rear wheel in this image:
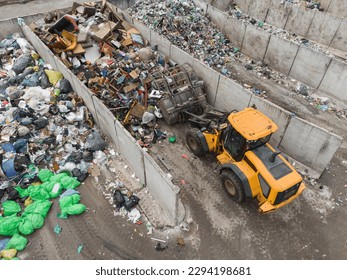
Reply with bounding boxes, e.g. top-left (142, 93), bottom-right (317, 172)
top-left (186, 131), bottom-right (205, 157)
top-left (220, 170), bottom-right (245, 203)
